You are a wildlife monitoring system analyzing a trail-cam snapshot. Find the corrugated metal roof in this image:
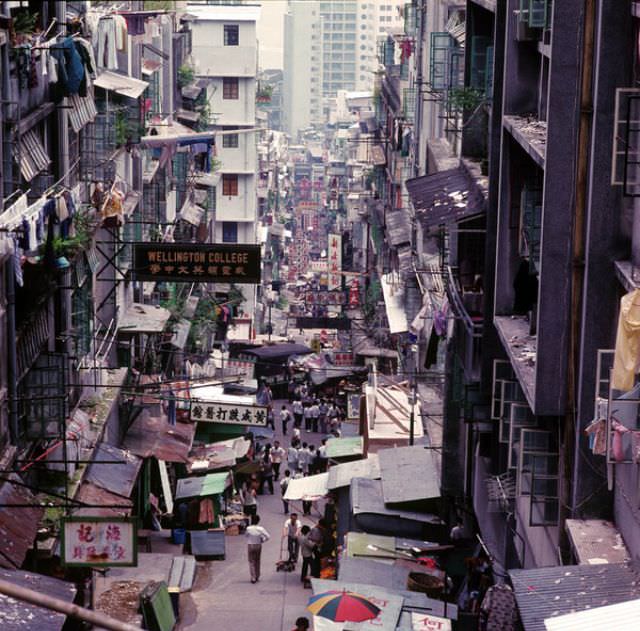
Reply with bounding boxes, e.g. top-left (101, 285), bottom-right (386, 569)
top-left (74, 482), bottom-right (133, 517)
top-left (327, 455), bottom-right (380, 490)
top-left (510, 563), bottom-right (640, 631)
top-left (0, 568), bottom-right (76, 631)
top-left (350, 478), bottom-right (442, 524)
top-left (17, 129), bottom-right (50, 182)
top-left (123, 414), bottom-right (194, 463)
top-left (378, 445), bottom-right (441, 504)
top-left (385, 209), bottom-right (411, 247)
top-left (0, 476), bottom-right (44, 568)
top-left (67, 94), bottom-right (97, 133)
top-left (283, 472), bottom-right (329, 501)
top-left (85, 443), bottom-right (142, 499)
top-left (406, 167), bottom-right (485, 228)
top-left (544, 598), bottom-right (640, 631)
